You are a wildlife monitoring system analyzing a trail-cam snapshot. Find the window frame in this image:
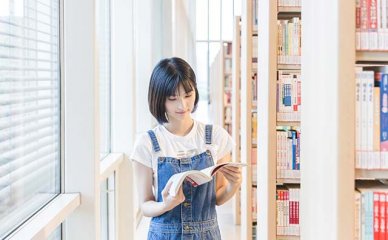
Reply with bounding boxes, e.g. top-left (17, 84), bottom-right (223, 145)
top-left (4, 0), bottom-right (137, 238)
